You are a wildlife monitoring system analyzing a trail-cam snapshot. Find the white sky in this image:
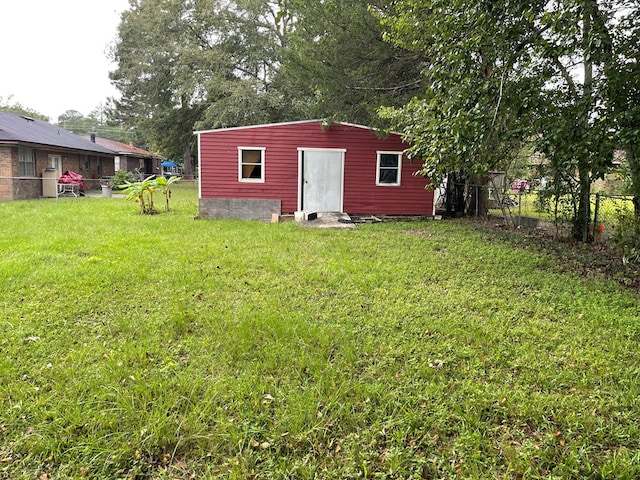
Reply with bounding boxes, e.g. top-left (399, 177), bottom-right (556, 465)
top-left (0, 0), bottom-right (131, 122)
